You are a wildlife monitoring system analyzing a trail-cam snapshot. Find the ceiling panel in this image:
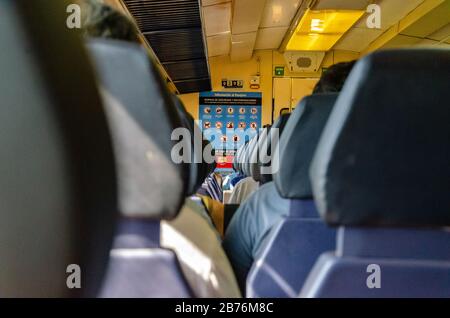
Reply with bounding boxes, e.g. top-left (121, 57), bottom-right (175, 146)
top-left (416, 38), bottom-right (438, 45)
top-left (355, 0), bottom-right (425, 30)
top-left (428, 23), bottom-right (450, 42)
top-left (381, 34), bottom-right (422, 49)
top-left (232, 0), bottom-right (267, 34)
top-left (207, 33), bottom-right (231, 56)
top-left (313, 0), bottom-right (370, 10)
top-left (259, 0), bottom-right (302, 28)
top-left (230, 32), bottom-right (257, 61)
top-left (400, 0), bottom-right (450, 38)
top-left (414, 34), bottom-right (450, 48)
top-left (203, 2), bottom-right (231, 36)
top-left (334, 27), bottom-right (383, 51)
top-left (335, 0), bottom-right (426, 53)
top-left (255, 26), bottom-right (289, 49)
